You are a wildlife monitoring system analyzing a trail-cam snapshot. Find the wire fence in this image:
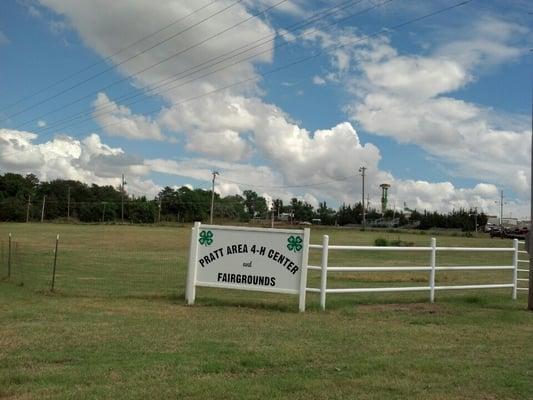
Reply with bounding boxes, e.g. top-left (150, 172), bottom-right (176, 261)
top-left (0, 197), bottom-right (251, 224)
top-left (1, 232), bottom-right (181, 298)
top-left (1, 227), bottom-right (527, 302)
